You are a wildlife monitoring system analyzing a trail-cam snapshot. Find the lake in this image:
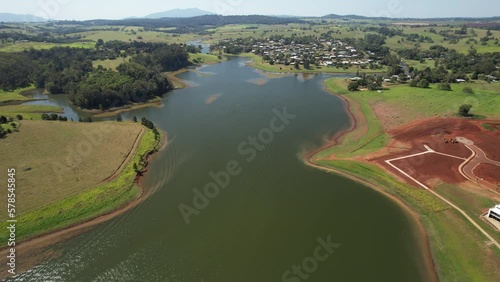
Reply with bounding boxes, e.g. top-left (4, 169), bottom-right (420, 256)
top-left (13, 57), bottom-right (433, 281)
